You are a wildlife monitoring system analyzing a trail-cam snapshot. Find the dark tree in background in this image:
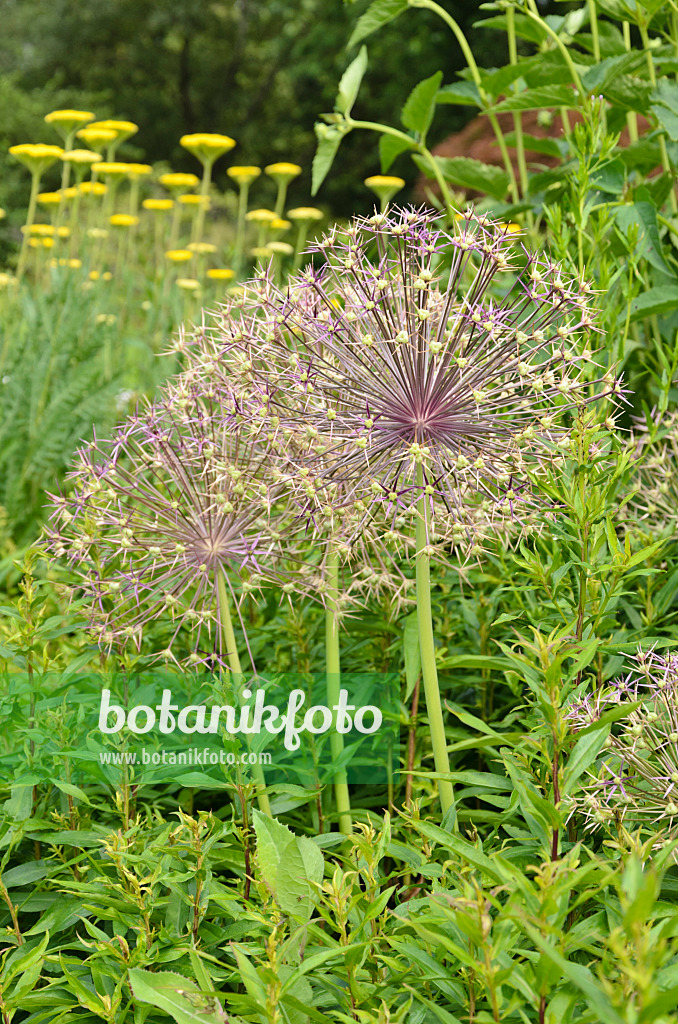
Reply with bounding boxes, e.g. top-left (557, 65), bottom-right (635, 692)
top-left (0, 0), bottom-right (563, 217)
